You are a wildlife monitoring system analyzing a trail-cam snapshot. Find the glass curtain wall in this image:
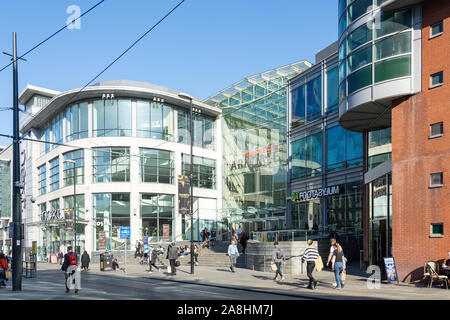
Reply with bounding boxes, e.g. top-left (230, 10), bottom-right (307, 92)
top-left (93, 147), bottom-right (130, 183)
top-left (140, 148), bottom-right (173, 184)
top-left (182, 154), bottom-right (216, 189)
top-left (291, 132), bottom-right (322, 180)
top-left (38, 164), bottom-right (46, 195)
top-left (93, 193), bottom-right (130, 250)
top-left (49, 157), bottom-right (59, 192)
top-left (136, 100), bottom-right (174, 140)
top-left (178, 111), bottom-right (215, 150)
top-left (326, 126), bottom-right (363, 172)
top-left (63, 150), bottom-right (84, 186)
top-left (140, 194), bottom-right (174, 242)
top-left (93, 99), bottom-right (132, 137)
top-left (292, 76), bottom-right (322, 124)
top-left (65, 102), bottom-right (88, 142)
